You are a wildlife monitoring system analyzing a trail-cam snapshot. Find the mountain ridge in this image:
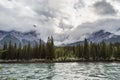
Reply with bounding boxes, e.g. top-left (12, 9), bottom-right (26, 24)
top-left (0, 30), bottom-right (44, 47)
top-left (65, 30), bottom-right (120, 46)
